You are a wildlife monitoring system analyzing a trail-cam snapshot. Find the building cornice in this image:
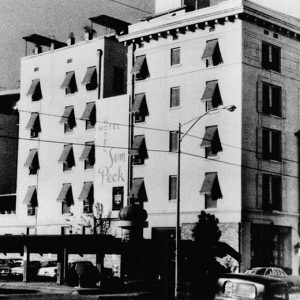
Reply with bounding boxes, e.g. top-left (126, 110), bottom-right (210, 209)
top-left (118, 0), bottom-right (300, 46)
